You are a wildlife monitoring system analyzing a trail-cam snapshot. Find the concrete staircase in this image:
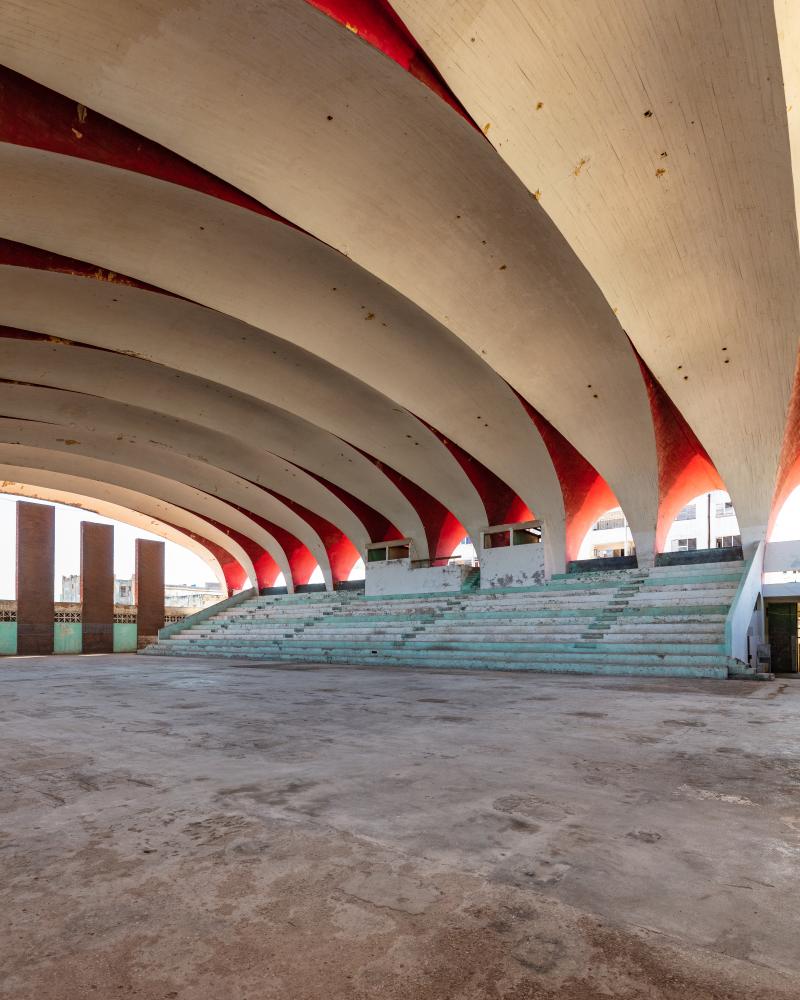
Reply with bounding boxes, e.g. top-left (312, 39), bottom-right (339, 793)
top-left (141, 561), bottom-right (746, 679)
